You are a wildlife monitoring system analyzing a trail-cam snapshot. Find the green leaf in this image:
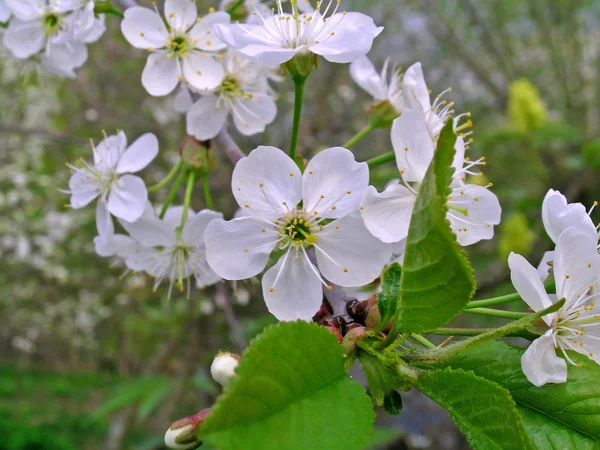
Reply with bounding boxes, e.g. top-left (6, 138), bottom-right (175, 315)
top-left (377, 263), bottom-right (401, 332)
top-left (393, 119), bottom-right (475, 332)
top-left (94, 1), bottom-right (124, 18)
top-left (357, 351), bottom-right (409, 407)
top-left (416, 368), bottom-right (534, 450)
top-left (200, 321), bottom-right (375, 450)
top-left (438, 340), bottom-right (600, 448)
top-left (382, 391), bottom-right (403, 416)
